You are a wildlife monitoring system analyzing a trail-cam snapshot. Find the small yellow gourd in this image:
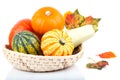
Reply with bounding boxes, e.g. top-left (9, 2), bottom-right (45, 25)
top-left (41, 29), bottom-right (74, 56)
